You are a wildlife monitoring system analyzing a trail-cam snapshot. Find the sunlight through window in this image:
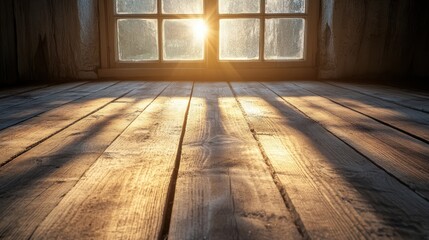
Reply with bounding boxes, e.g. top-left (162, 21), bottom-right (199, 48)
top-left (111, 0), bottom-right (315, 65)
top-left (192, 20), bottom-right (208, 41)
